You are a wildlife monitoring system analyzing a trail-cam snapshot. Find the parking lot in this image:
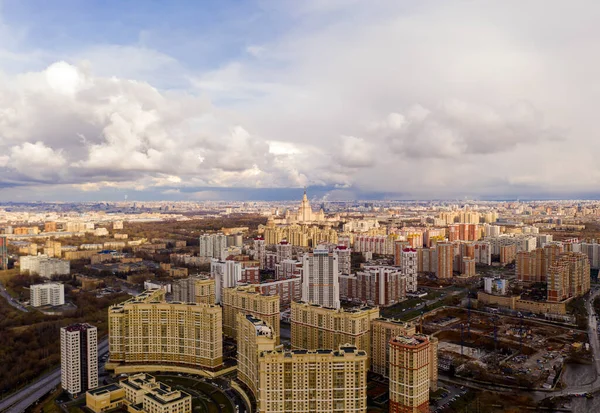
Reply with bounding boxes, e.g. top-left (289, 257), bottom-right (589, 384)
top-left (430, 384), bottom-right (467, 412)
